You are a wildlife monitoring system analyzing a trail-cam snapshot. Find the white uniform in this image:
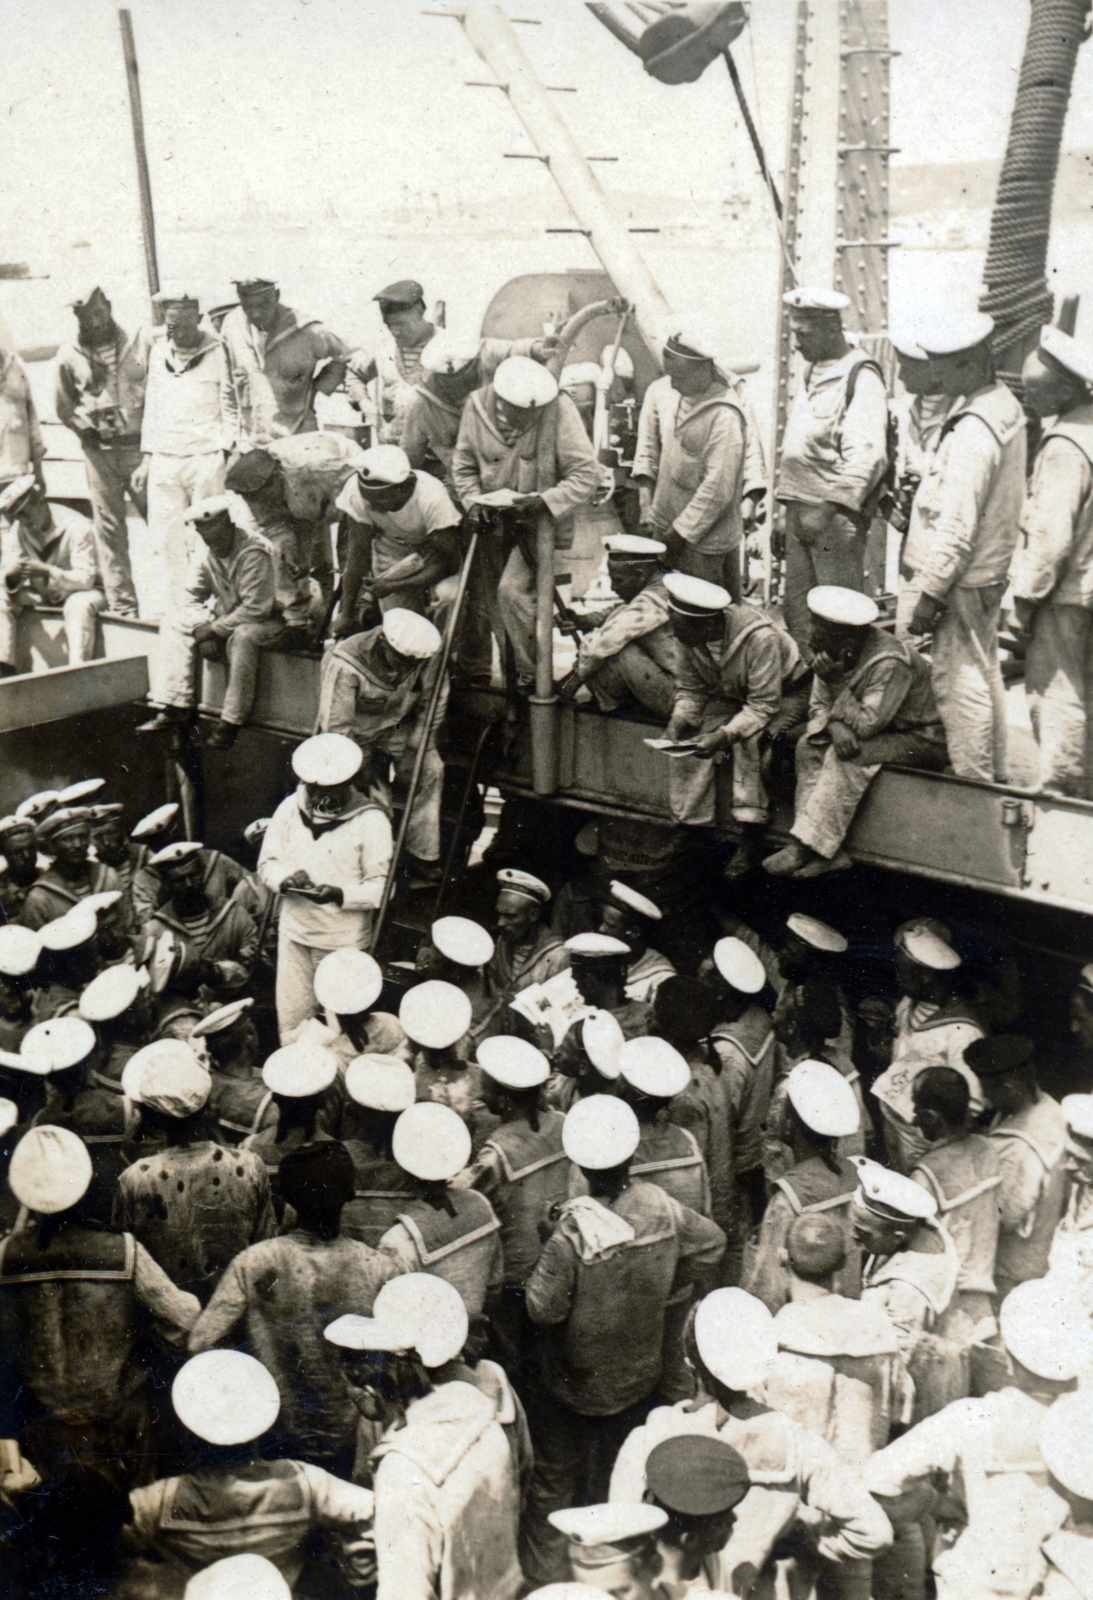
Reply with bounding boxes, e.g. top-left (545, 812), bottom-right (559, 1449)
top-left (140, 332), bottom-right (228, 600)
